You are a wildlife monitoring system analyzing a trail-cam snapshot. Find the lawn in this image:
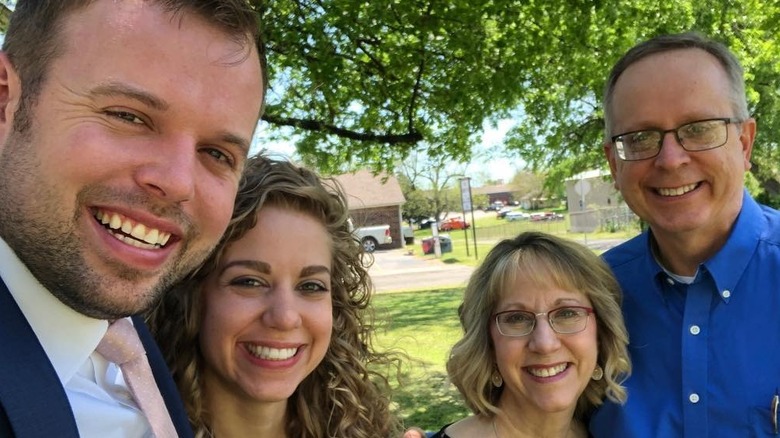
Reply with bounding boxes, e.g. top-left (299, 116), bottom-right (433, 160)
top-left (373, 288), bottom-right (470, 432)
top-left (409, 211), bottom-right (640, 266)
